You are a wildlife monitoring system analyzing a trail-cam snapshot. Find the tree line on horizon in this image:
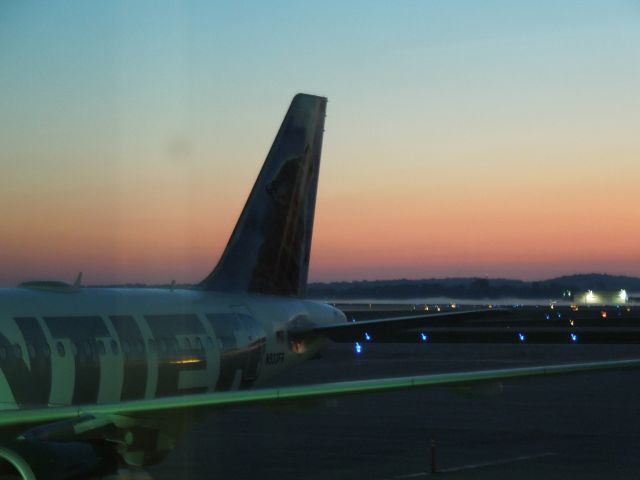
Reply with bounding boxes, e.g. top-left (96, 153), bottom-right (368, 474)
top-left (305, 274), bottom-right (640, 300)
